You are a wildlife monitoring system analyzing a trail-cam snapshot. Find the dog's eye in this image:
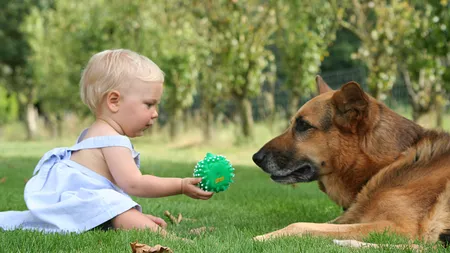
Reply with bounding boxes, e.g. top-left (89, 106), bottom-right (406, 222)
top-left (295, 117), bottom-right (312, 133)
